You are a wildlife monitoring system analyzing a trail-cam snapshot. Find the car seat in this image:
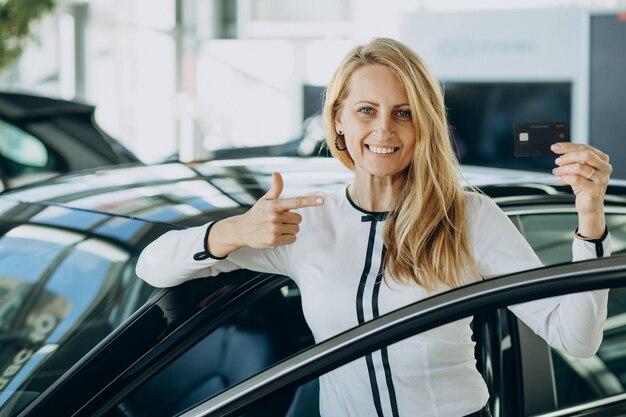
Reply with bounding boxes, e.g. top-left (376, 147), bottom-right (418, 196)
top-left (122, 288), bottom-right (297, 417)
top-left (285, 379), bottom-right (320, 417)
